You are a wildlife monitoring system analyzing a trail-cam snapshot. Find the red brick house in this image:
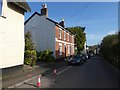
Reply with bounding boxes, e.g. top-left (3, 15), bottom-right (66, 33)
top-left (25, 4), bottom-right (75, 59)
